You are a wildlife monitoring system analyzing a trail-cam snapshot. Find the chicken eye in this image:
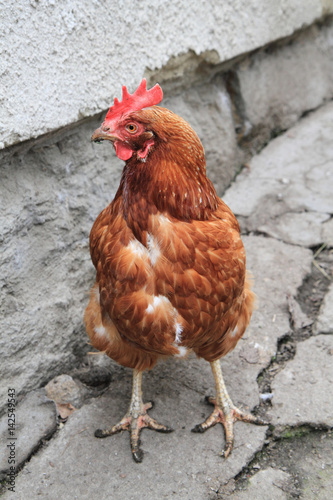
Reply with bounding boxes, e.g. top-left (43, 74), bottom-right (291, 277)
top-left (126, 123), bottom-right (138, 134)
